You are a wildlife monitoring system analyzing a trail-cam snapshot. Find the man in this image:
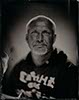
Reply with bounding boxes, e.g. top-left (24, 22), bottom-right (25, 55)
top-left (2, 15), bottom-right (77, 99)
